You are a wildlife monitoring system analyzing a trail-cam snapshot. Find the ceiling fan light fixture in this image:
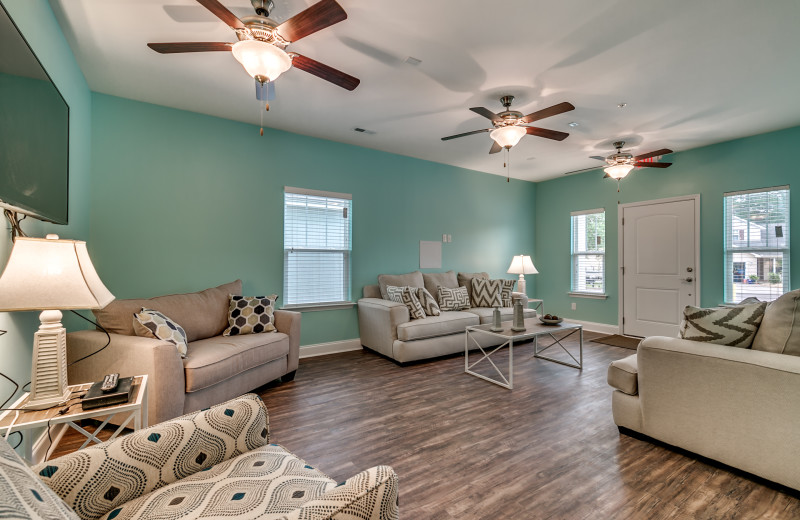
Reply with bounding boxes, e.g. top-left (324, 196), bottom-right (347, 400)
top-left (490, 126), bottom-right (527, 149)
top-left (604, 163), bottom-right (635, 179)
top-left (231, 39), bottom-right (291, 83)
